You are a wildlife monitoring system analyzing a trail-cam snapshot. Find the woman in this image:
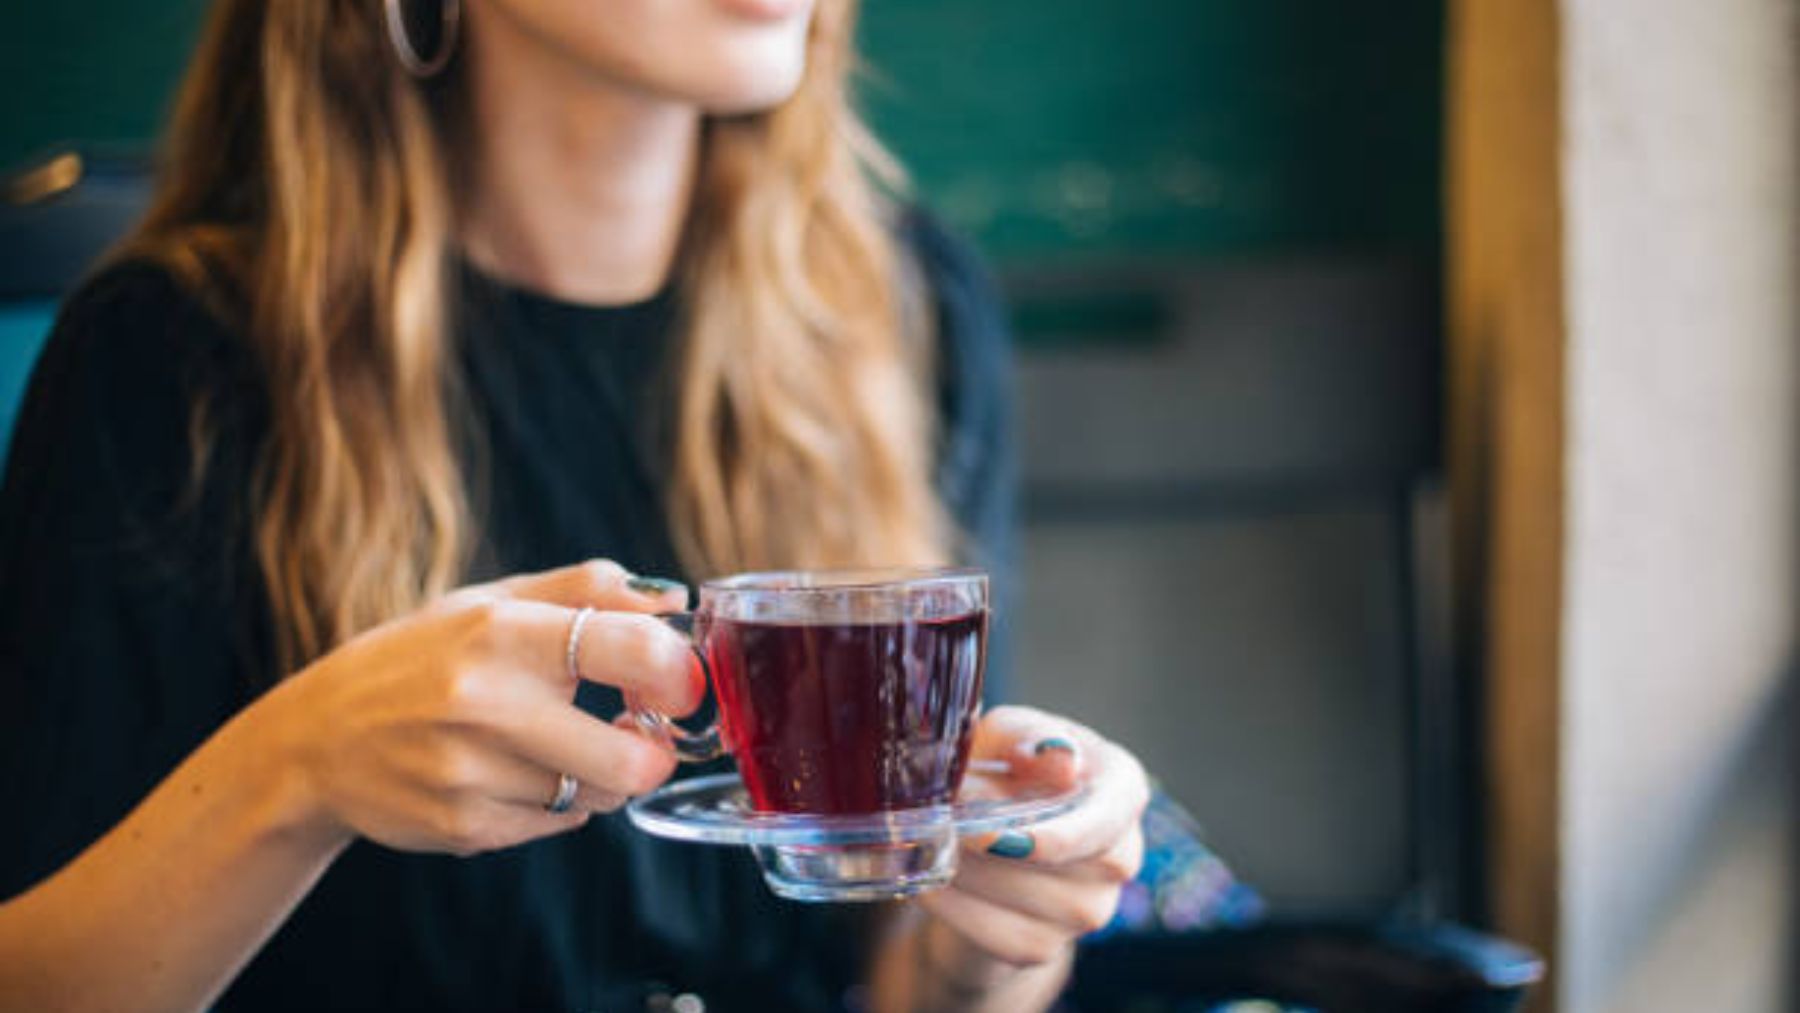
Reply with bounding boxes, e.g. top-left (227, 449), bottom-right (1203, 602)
top-left (0, 0), bottom-right (1150, 1010)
